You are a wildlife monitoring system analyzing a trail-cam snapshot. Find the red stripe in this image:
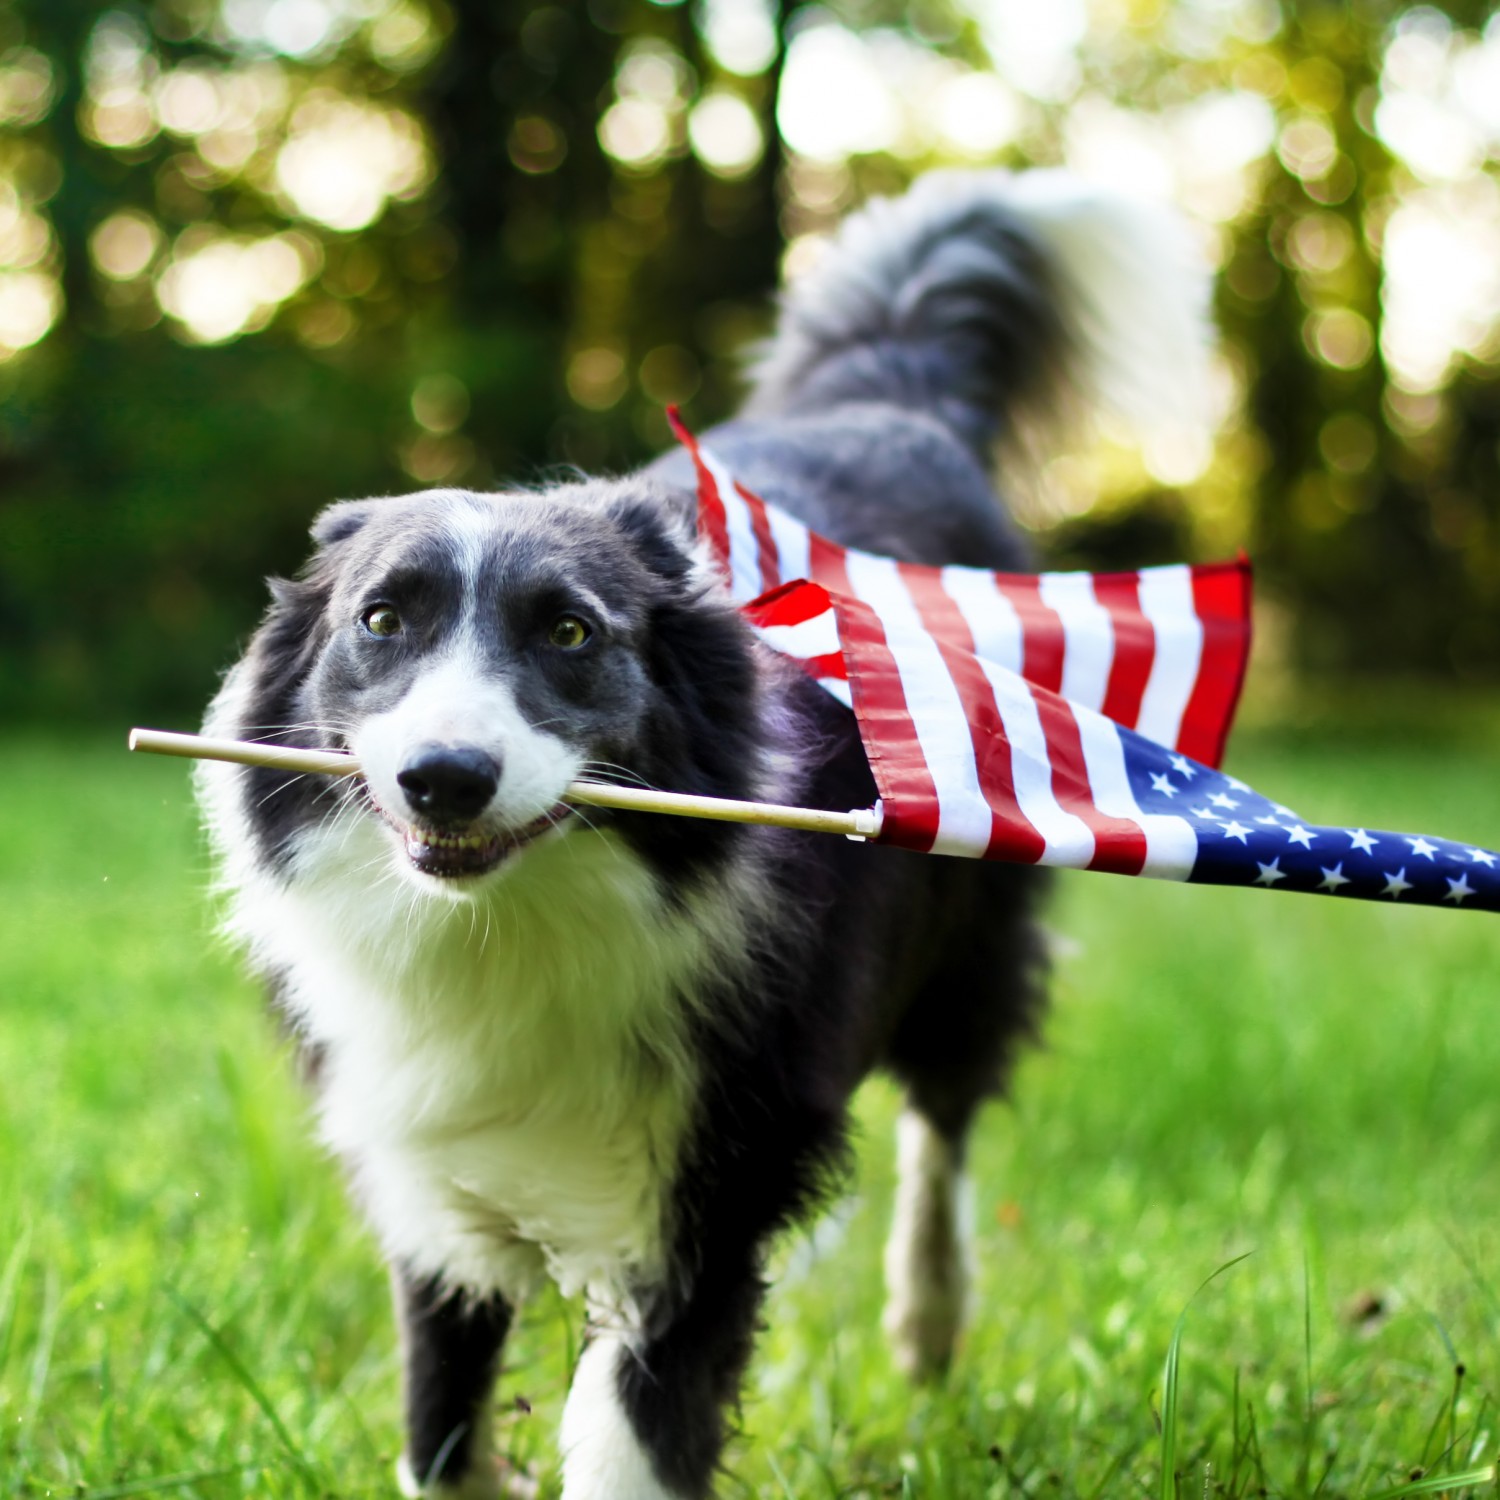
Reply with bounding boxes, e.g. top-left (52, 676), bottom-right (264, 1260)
top-left (812, 537), bottom-right (941, 852)
top-left (1029, 691), bottom-right (1149, 875)
top-left (742, 585), bottom-right (849, 682)
top-left (897, 563), bottom-right (1046, 864)
top-left (1176, 559), bottom-right (1252, 768)
top-left (742, 581), bottom-right (829, 629)
top-left (798, 652), bottom-right (849, 681)
top-left (1091, 572), bottom-right (1156, 732)
top-left (667, 407), bottom-right (731, 581)
top-left (739, 484), bottom-right (782, 594)
top-left (994, 575), bottom-right (1066, 694)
